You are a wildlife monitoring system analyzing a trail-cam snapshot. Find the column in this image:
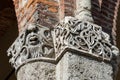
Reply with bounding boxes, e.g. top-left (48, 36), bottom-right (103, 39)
top-left (54, 18), bottom-right (120, 80)
top-left (7, 23), bottom-right (56, 80)
top-left (7, 0), bottom-right (120, 80)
